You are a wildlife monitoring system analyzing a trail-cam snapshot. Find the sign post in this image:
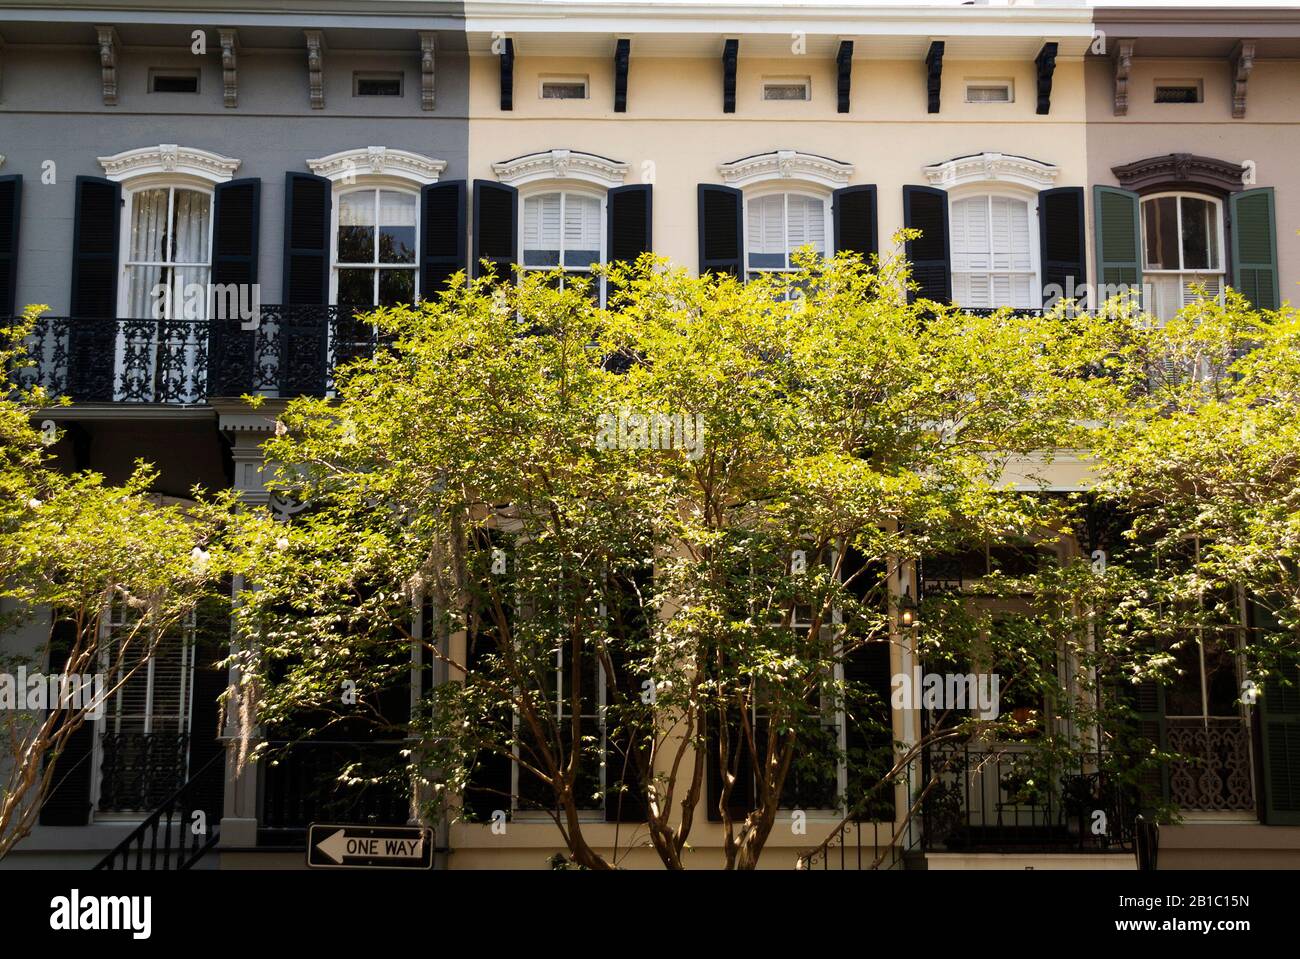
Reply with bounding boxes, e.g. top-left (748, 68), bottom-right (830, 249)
top-left (306, 824), bottom-right (434, 870)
